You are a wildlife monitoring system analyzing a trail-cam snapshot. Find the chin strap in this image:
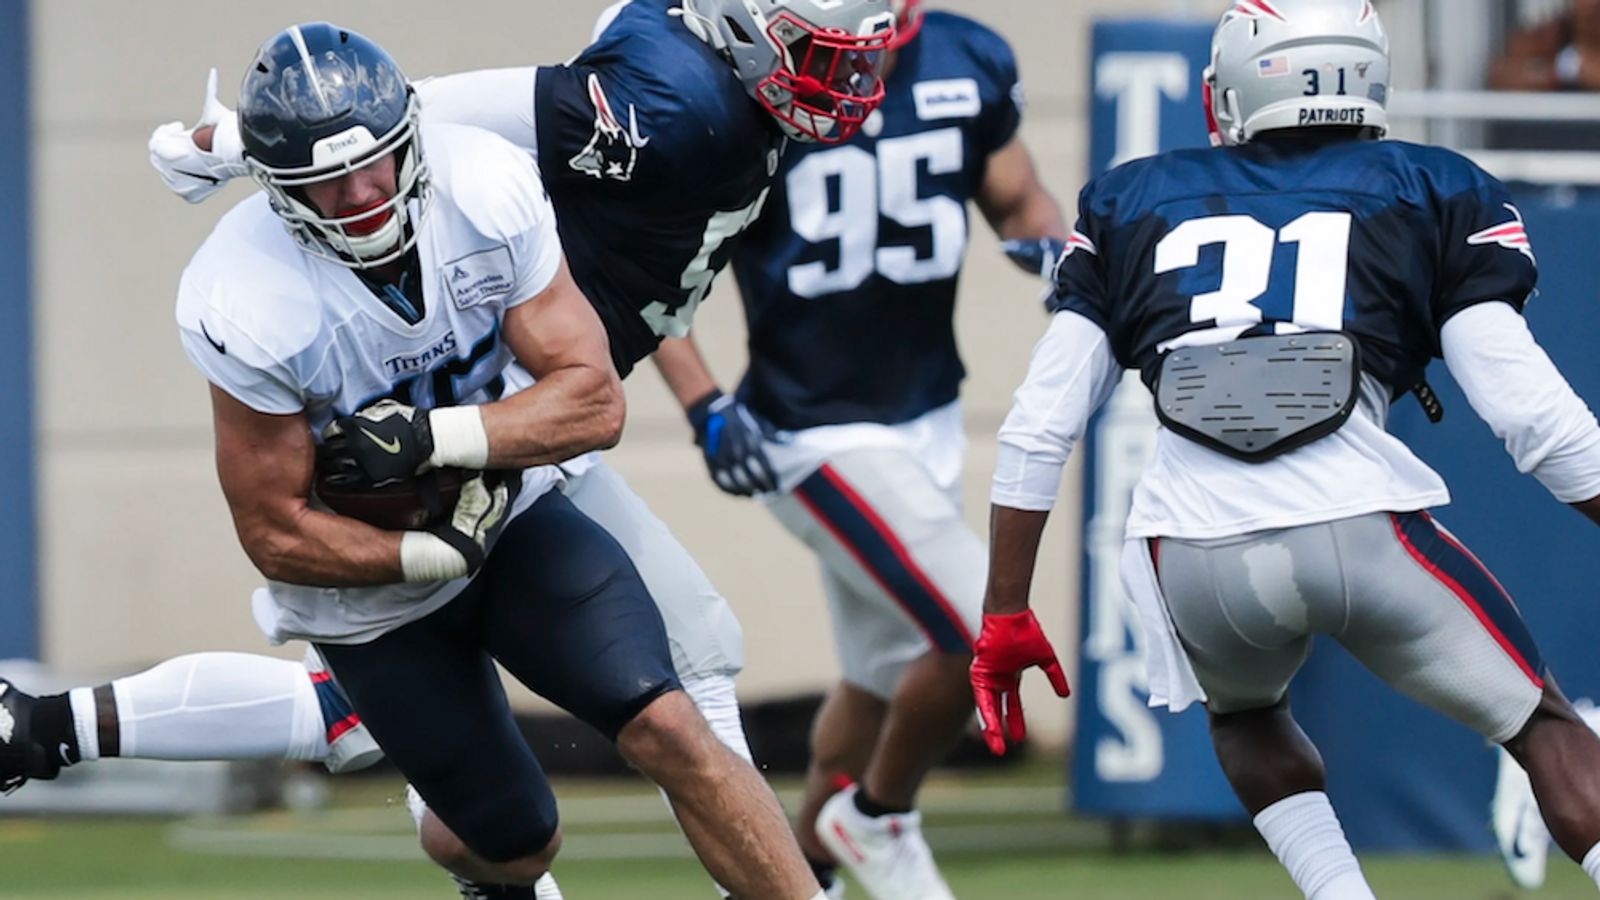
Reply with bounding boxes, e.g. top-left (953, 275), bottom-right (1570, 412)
top-left (670, 2), bottom-right (726, 51)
